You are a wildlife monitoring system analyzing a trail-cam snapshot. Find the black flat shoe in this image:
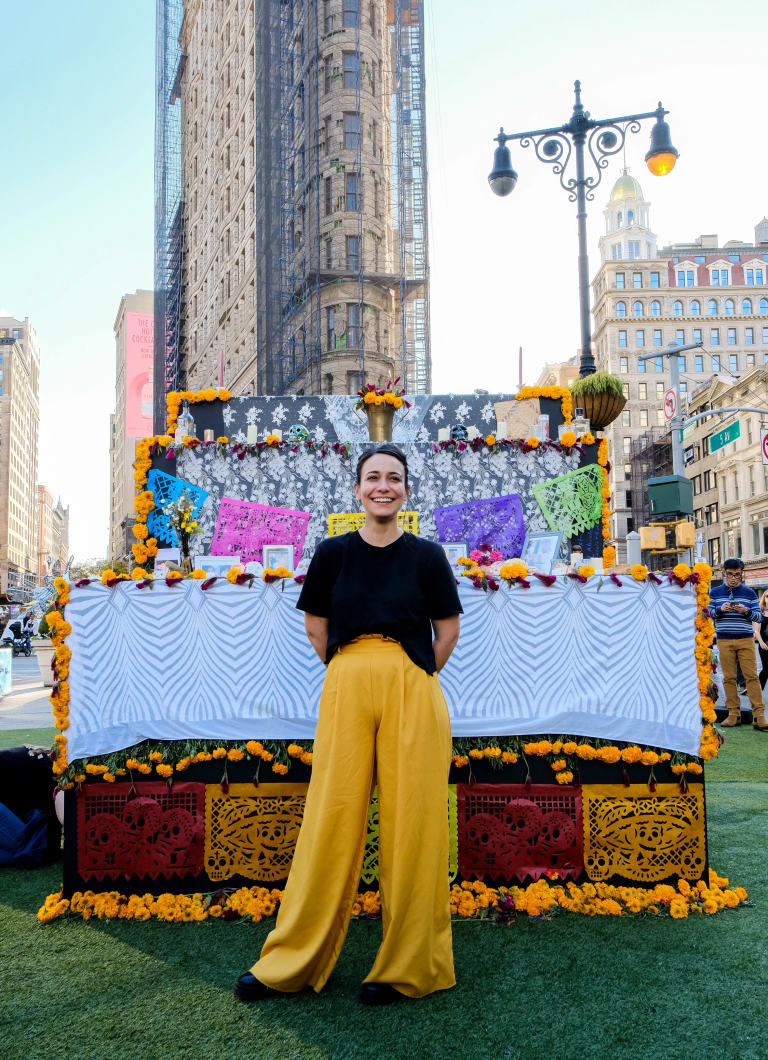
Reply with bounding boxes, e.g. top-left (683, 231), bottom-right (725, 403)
top-left (359, 982), bottom-right (402, 1006)
top-left (234, 972), bottom-right (281, 1001)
